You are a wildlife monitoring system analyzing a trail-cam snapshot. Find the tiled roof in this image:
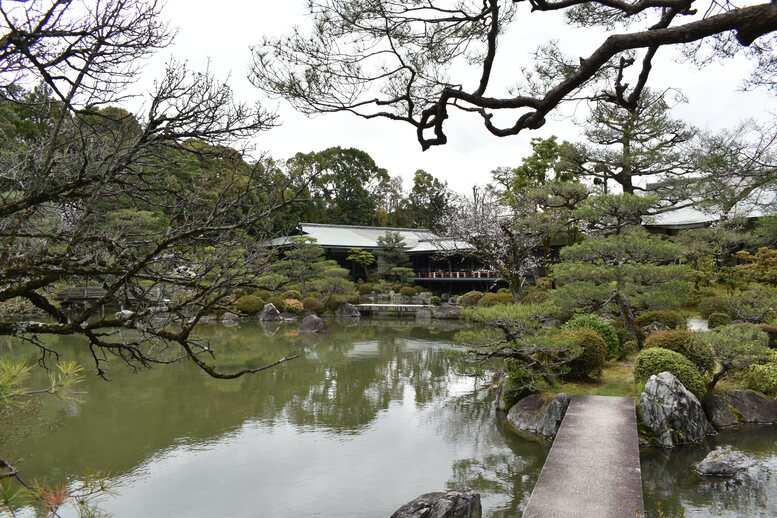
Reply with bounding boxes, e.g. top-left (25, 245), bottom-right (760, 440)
top-left (265, 223), bottom-right (471, 253)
